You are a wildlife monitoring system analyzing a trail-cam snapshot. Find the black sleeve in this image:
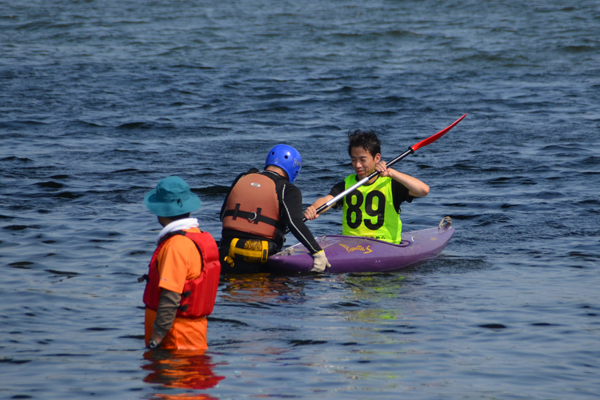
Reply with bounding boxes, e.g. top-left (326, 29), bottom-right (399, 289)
top-left (327, 181), bottom-right (346, 208)
top-left (280, 184), bottom-right (322, 254)
top-left (391, 179), bottom-right (414, 211)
